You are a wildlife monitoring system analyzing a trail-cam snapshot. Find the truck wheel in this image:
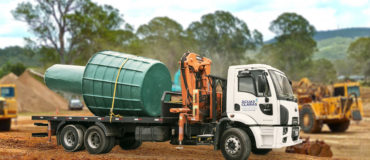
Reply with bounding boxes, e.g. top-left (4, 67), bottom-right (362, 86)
top-left (220, 128), bottom-right (251, 160)
top-left (0, 118), bottom-right (11, 131)
top-left (84, 125), bottom-right (110, 154)
top-left (328, 120), bottom-right (350, 132)
top-left (103, 136), bottom-right (116, 153)
top-left (252, 148), bottom-right (272, 155)
top-left (74, 124), bottom-right (86, 151)
top-left (300, 106), bottom-right (322, 133)
top-left (60, 125), bottom-right (84, 152)
top-left (119, 137), bottom-right (142, 150)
